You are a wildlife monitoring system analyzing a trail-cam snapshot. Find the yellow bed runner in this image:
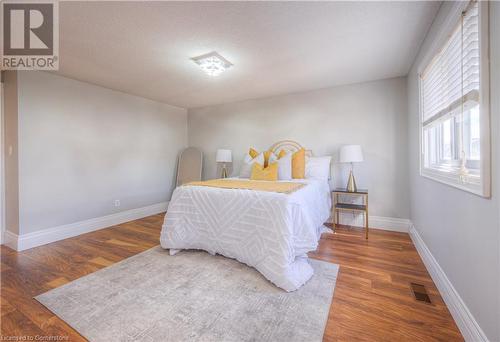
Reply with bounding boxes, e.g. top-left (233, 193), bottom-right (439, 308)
top-left (185, 179), bottom-right (306, 194)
